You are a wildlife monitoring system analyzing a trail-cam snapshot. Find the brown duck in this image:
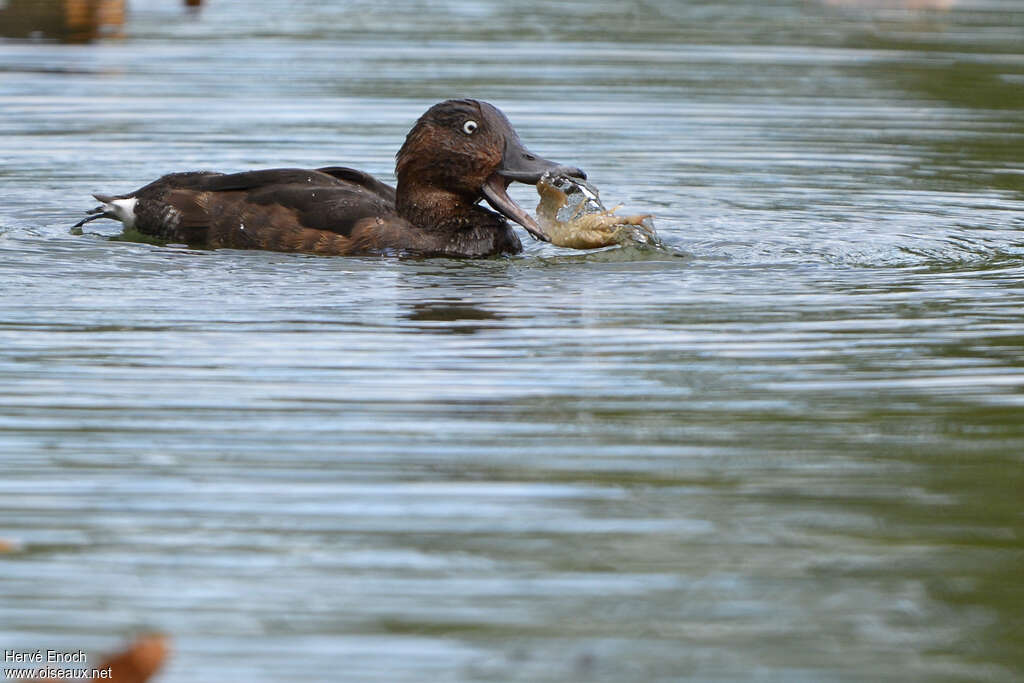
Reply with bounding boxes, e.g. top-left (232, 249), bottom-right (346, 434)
top-left (75, 99), bottom-right (585, 257)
